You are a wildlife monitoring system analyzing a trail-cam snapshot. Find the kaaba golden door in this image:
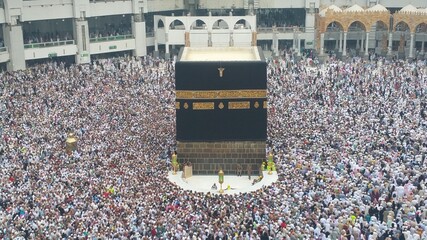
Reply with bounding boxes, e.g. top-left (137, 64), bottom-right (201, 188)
top-left (218, 169), bottom-right (224, 194)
